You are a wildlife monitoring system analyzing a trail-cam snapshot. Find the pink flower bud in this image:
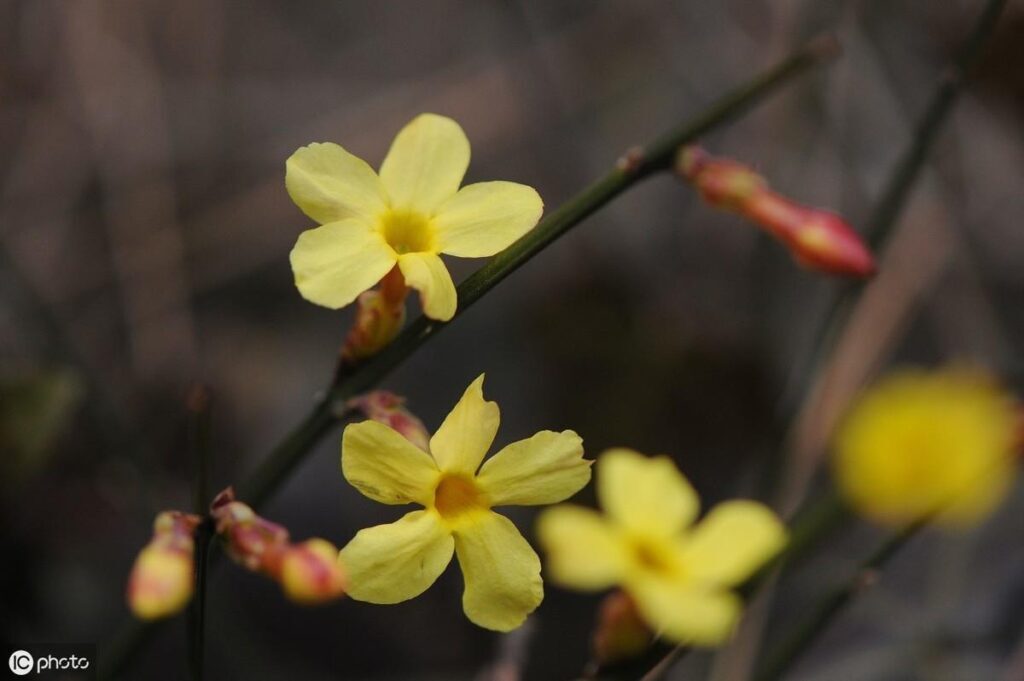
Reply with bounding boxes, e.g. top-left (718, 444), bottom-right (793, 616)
top-left (279, 538), bottom-right (347, 604)
top-left (126, 511), bottom-right (201, 620)
top-left (210, 488), bottom-right (289, 576)
top-left (342, 290), bottom-right (407, 362)
top-left (347, 391), bottom-right (431, 452)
